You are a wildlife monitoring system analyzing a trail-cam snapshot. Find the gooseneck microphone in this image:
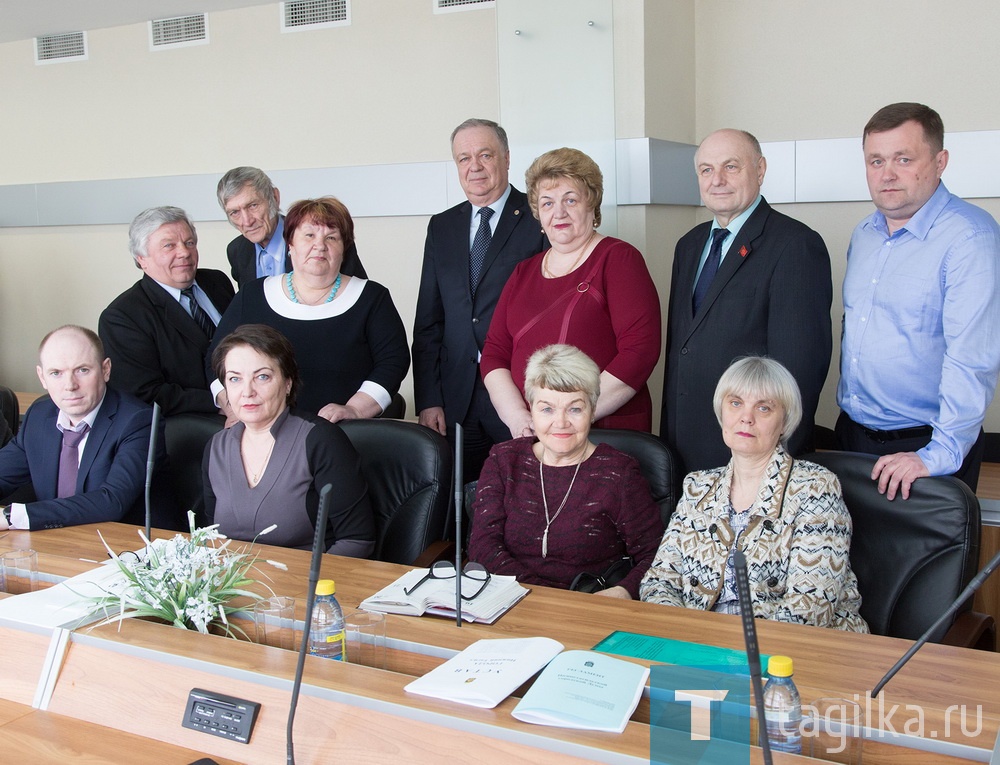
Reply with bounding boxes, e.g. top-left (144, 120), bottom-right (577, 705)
top-left (286, 483), bottom-right (332, 765)
top-left (454, 423), bottom-right (463, 627)
top-left (871, 548), bottom-right (1000, 698)
top-left (734, 548), bottom-right (774, 765)
top-left (144, 402), bottom-right (160, 543)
